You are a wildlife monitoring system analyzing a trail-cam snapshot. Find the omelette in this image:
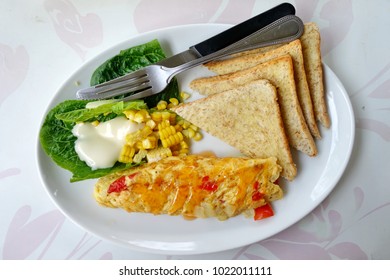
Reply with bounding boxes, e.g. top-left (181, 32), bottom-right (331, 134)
top-left (94, 155), bottom-right (283, 221)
